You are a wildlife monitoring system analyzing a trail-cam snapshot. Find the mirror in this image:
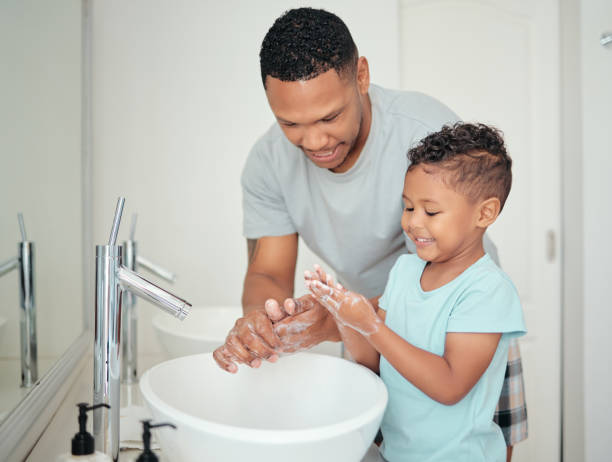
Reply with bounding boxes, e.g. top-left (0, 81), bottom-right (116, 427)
top-left (0, 0), bottom-right (86, 423)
